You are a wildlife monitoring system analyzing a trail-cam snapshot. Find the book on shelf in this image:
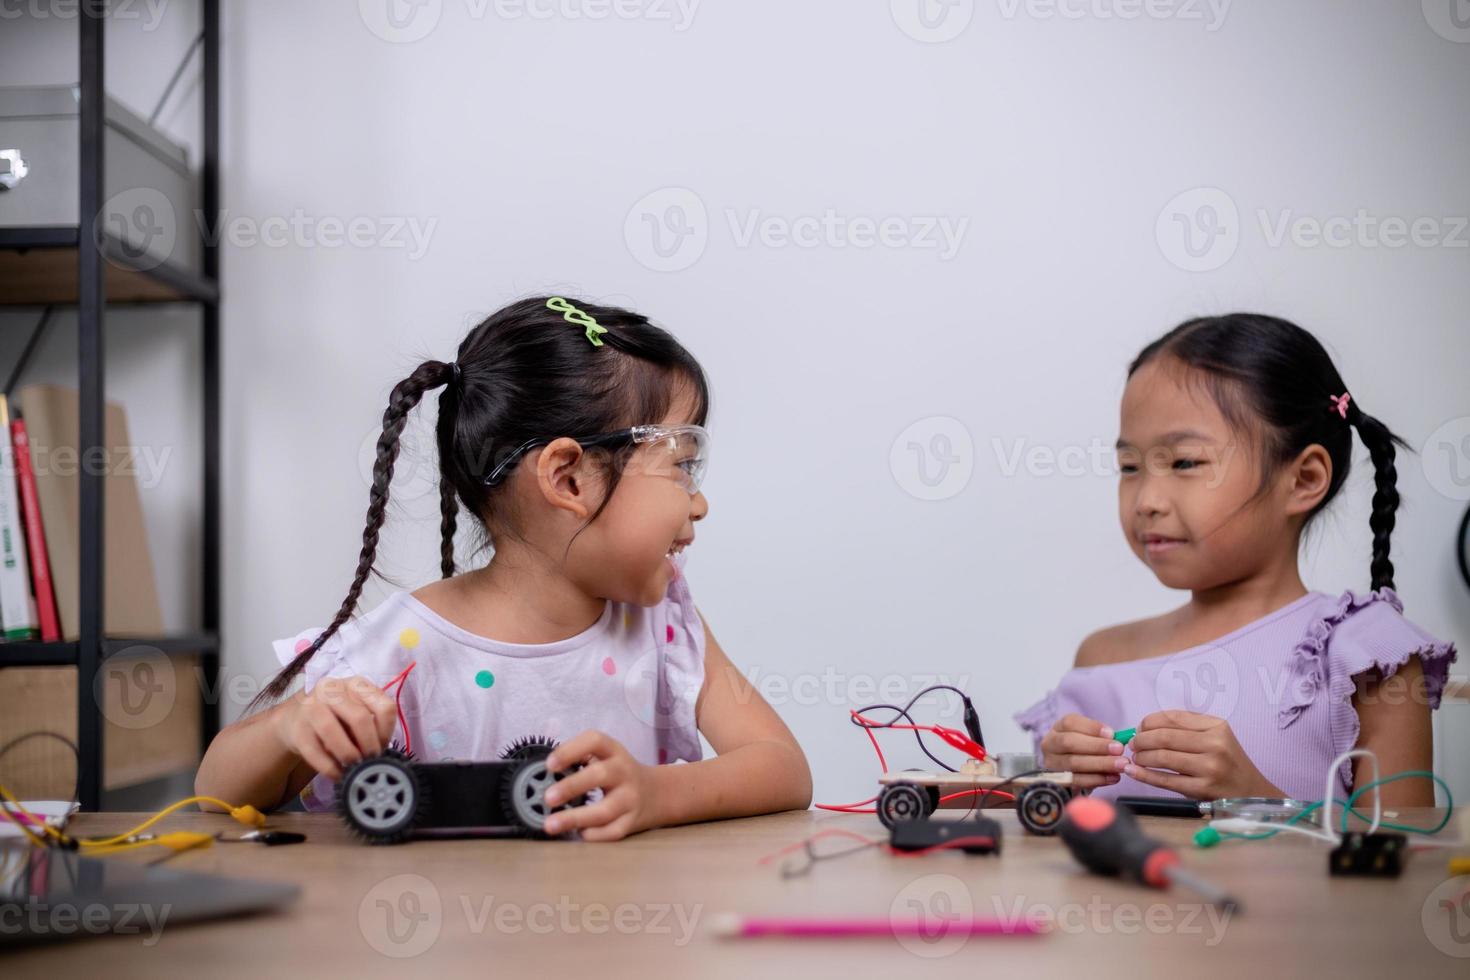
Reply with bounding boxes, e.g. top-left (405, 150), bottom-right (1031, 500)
top-left (13, 383), bottom-right (162, 640)
top-left (0, 394), bottom-right (38, 640)
top-left (10, 414), bottom-right (61, 642)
